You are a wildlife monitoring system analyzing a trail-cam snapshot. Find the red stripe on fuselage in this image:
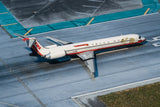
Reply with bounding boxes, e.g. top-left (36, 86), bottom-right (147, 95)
top-left (67, 39), bottom-right (146, 55)
top-left (74, 44), bottom-right (88, 47)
